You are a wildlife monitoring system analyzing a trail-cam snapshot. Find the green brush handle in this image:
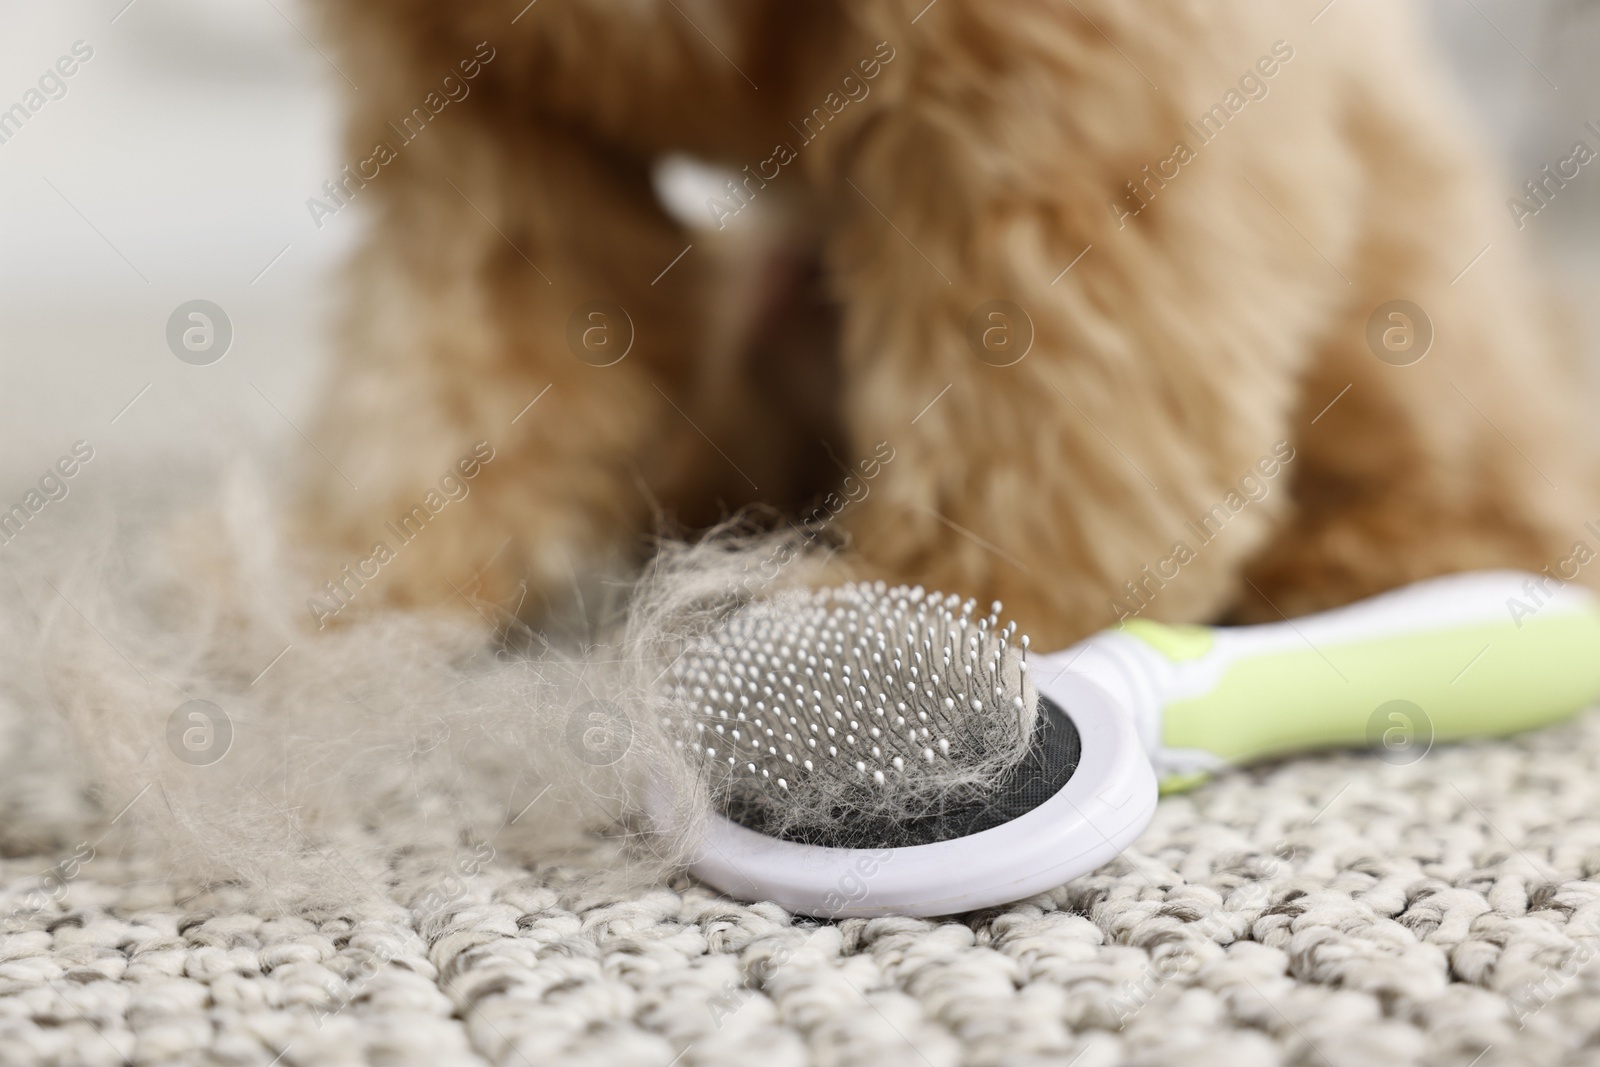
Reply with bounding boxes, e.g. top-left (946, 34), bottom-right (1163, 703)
top-left (1055, 572), bottom-right (1600, 790)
